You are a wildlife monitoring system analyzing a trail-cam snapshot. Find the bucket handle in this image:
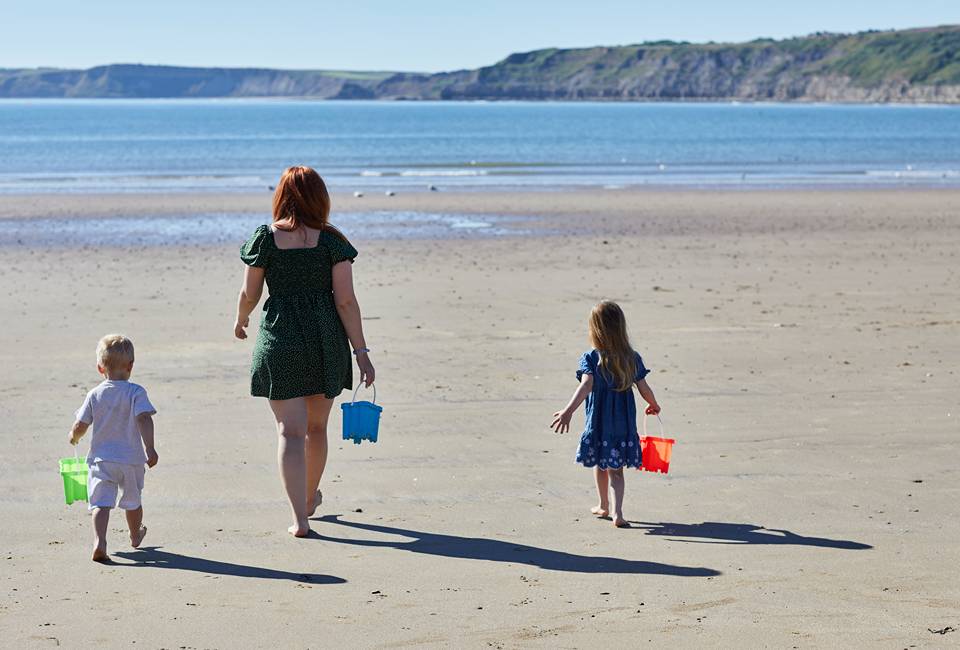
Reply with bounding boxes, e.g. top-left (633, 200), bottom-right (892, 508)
top-left (350, 382), bottom-right (377, 406)
top-left (642, 413), bottom-right (666, 438)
